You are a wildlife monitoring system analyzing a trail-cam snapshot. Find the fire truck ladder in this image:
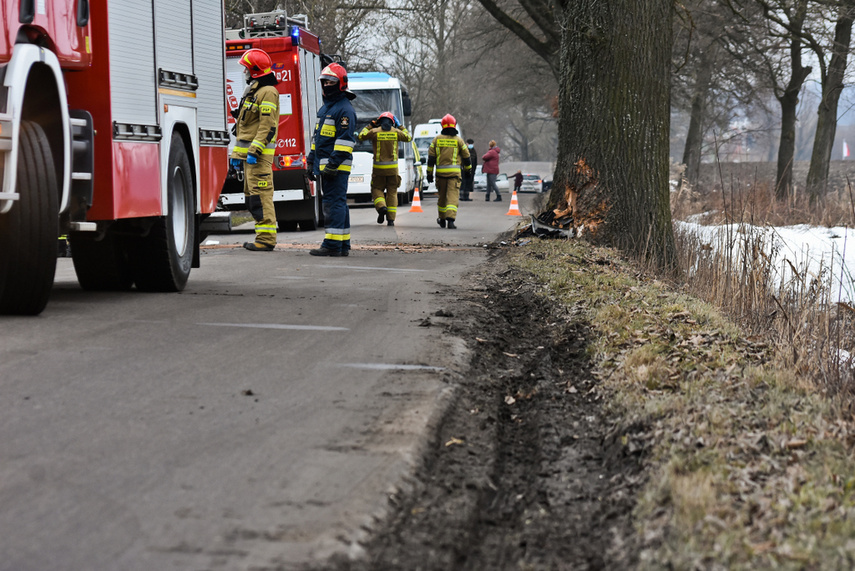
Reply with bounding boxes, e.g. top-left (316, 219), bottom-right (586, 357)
top-left (241, 9), bottom-right (310, 38)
